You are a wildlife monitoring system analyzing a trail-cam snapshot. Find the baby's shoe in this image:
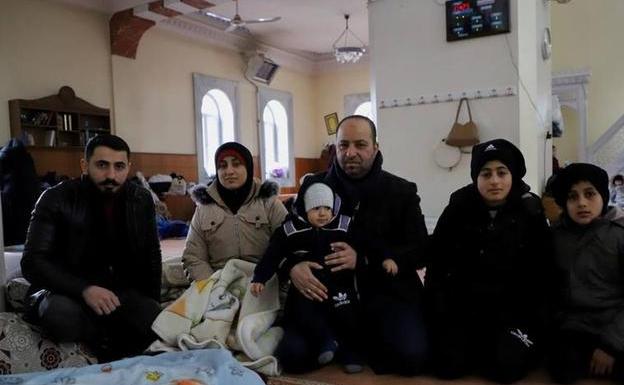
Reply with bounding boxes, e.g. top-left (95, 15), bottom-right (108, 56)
top-left (318, 340), bottom-right (338, 365)
top-left (341, 349), bottom-right (363, 374)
